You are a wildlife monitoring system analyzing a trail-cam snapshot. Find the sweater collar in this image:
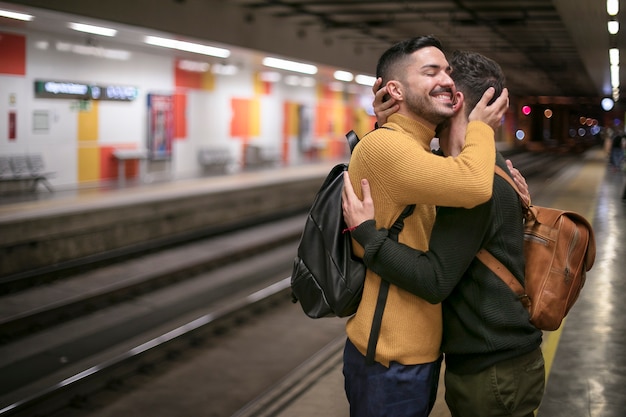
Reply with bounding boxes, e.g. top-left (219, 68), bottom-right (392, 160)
top-left (385, 113), bottom-right (436, 147)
